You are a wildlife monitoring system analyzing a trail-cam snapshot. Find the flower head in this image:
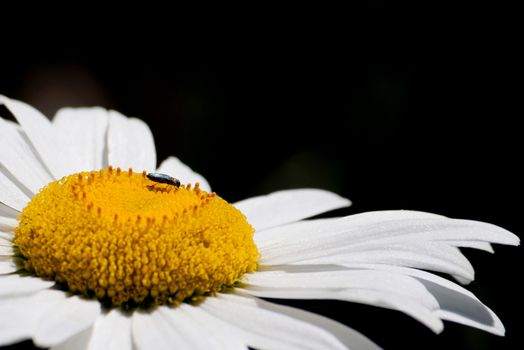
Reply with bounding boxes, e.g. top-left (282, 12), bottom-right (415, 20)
top-left (15, 168), bottom-right (258, 306)
top-left (0, 95), bottom-right (519, 349)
